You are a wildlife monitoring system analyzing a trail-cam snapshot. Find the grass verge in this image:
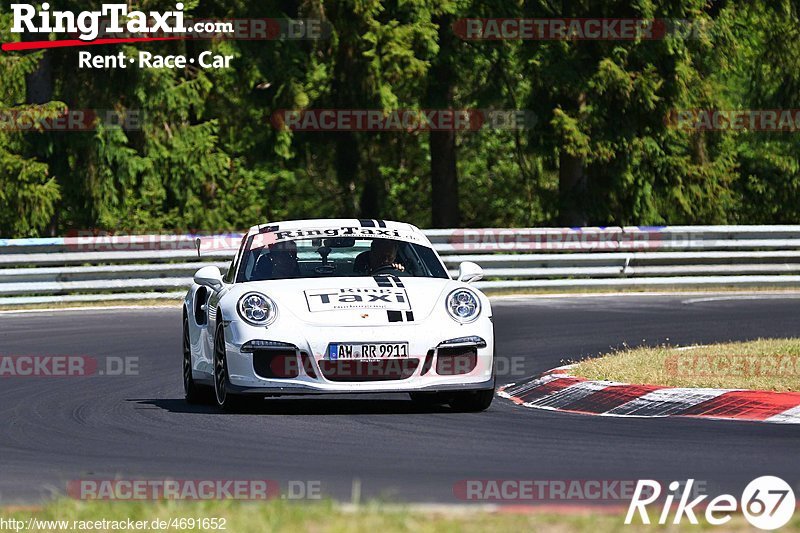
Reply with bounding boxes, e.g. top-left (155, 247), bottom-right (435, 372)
top-left (2, 499), bottom-right (794, 532)
top-left (571, 338), bottom-right (800, 392)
